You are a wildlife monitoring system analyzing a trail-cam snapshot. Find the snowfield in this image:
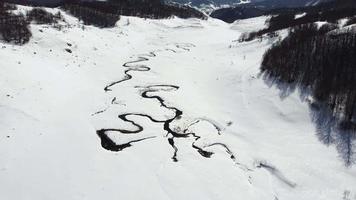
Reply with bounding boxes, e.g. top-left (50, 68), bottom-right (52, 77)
top-left (1, 7), bottom-right (356, 200)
